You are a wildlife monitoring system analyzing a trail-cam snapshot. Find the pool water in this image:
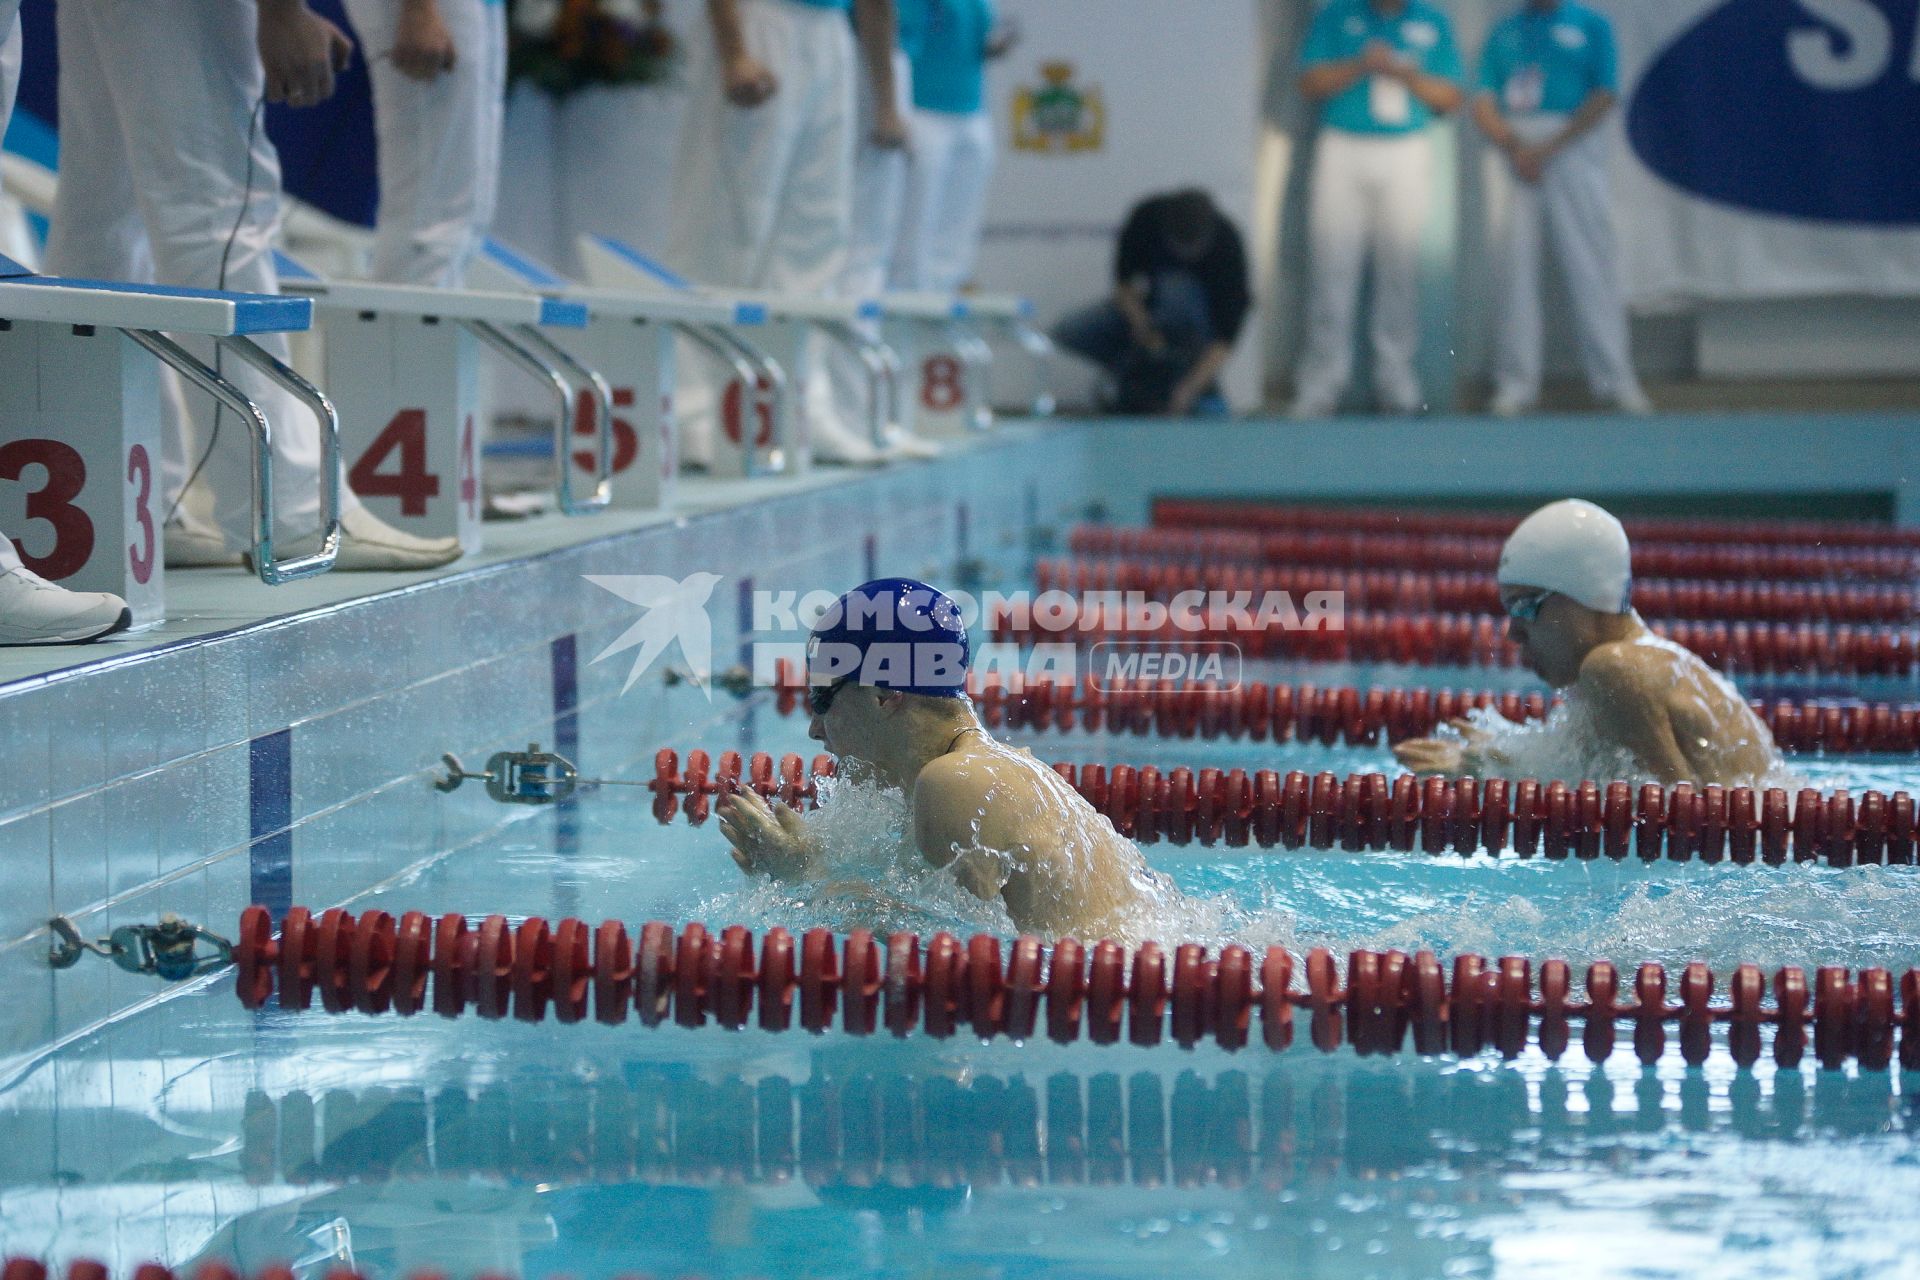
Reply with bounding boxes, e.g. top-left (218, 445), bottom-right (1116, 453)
top-left (4, 678), bottom-right (1918, 1280)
